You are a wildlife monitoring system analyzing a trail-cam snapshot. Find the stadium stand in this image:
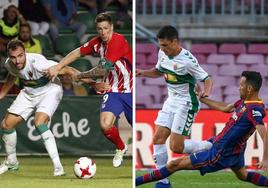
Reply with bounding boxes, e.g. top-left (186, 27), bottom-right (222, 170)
top-left (136, 42), bottom-right (268, 108)
top-left (69, 58), bottom-right (93, 72)
top-left (54, 35), bottom-right (80, 56)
